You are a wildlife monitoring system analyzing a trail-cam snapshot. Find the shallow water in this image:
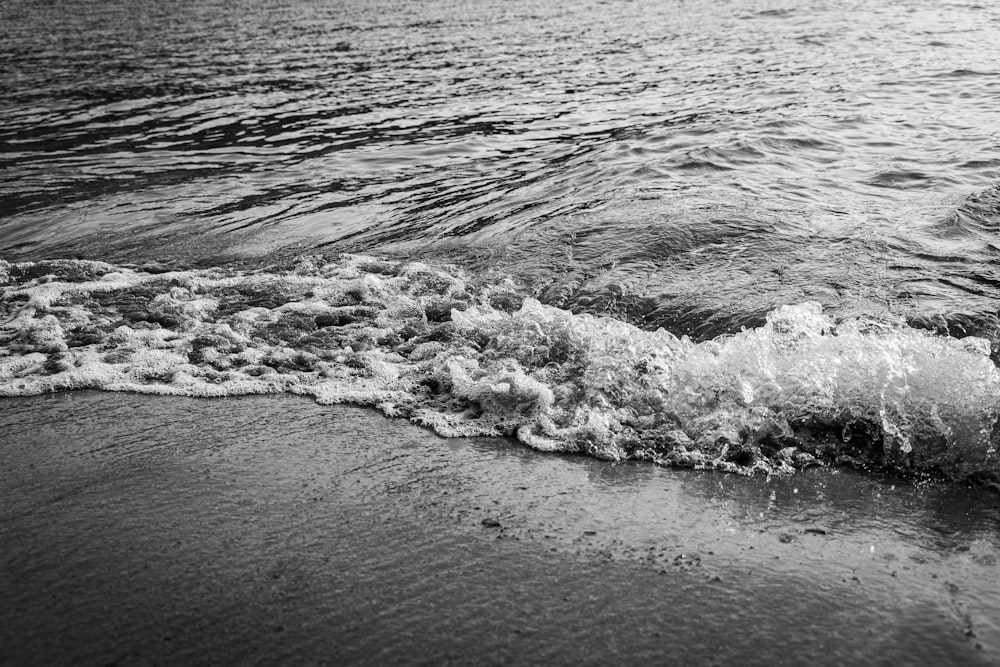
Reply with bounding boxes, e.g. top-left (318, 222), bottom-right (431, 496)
top-left (2, 393), bottom-right (999, 664)
top-left (4, 0), bottom-right (1000, 334)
